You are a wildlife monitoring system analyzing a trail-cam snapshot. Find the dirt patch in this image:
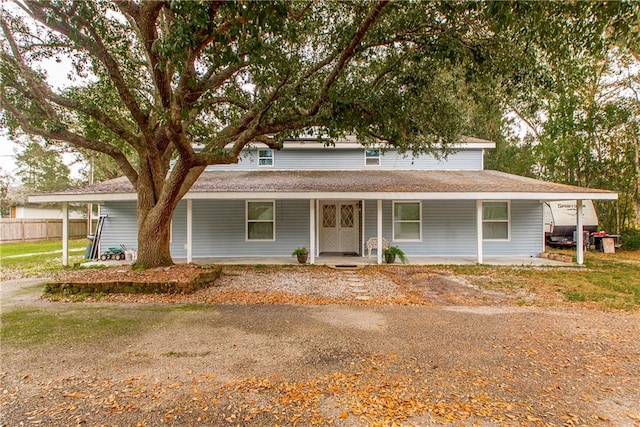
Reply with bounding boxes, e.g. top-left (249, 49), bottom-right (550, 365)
top-left (46, 264), bottom-right (521, 307)
top-left (3, 265), bottom-right (640, 425)
top-left (378, 266), bottom-right (522, 306)
top-left (1, 301), bottom-right (639, 426)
